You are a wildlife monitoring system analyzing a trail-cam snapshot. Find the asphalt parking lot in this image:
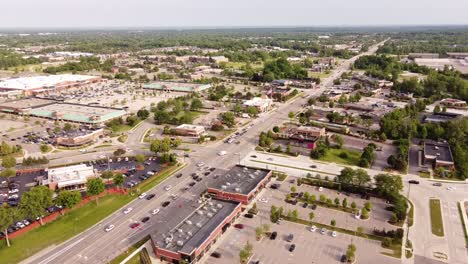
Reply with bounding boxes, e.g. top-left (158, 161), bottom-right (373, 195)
top-left (204, 192), bottom-right (399, 264)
